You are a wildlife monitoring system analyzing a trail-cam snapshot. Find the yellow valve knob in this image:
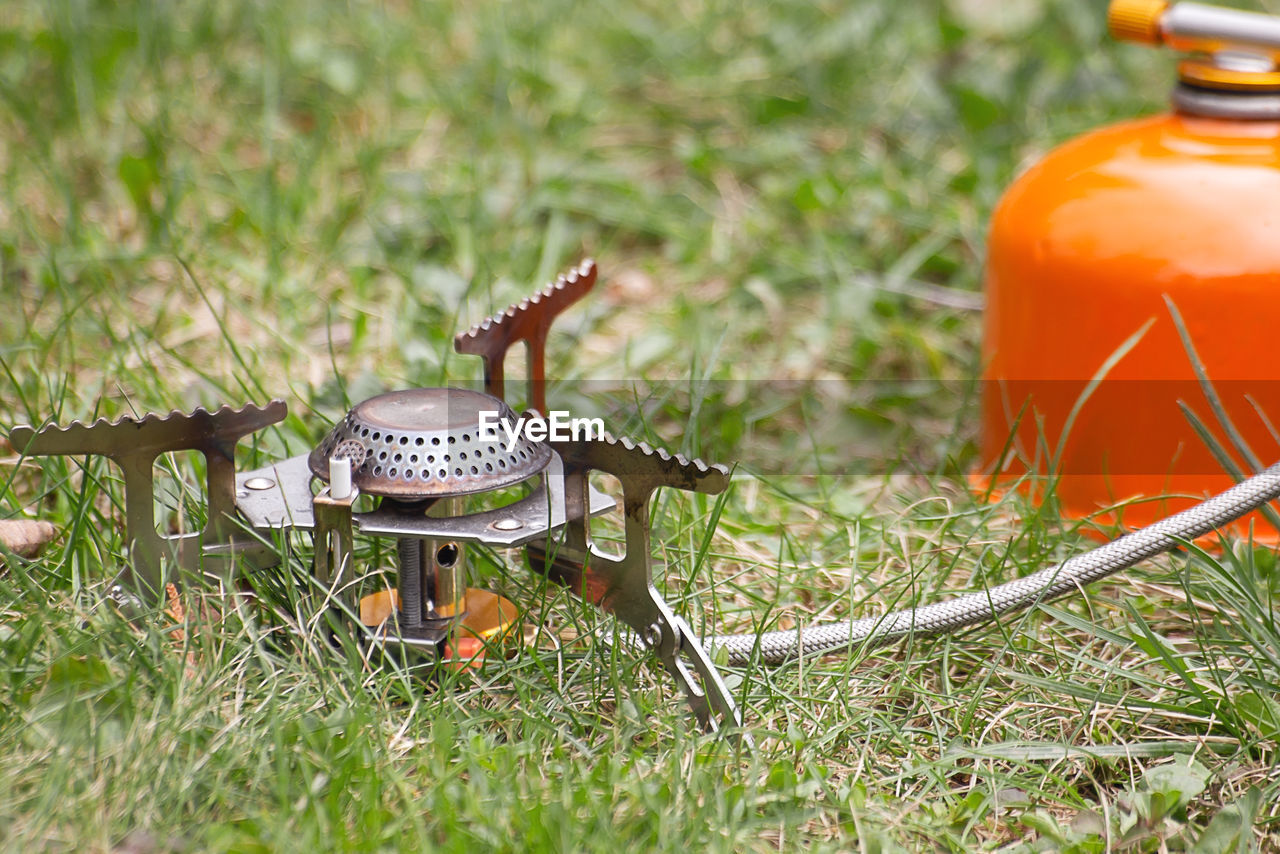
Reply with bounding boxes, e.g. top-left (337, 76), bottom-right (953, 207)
top-left (1108, 0), bottom-right (1169, 45)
